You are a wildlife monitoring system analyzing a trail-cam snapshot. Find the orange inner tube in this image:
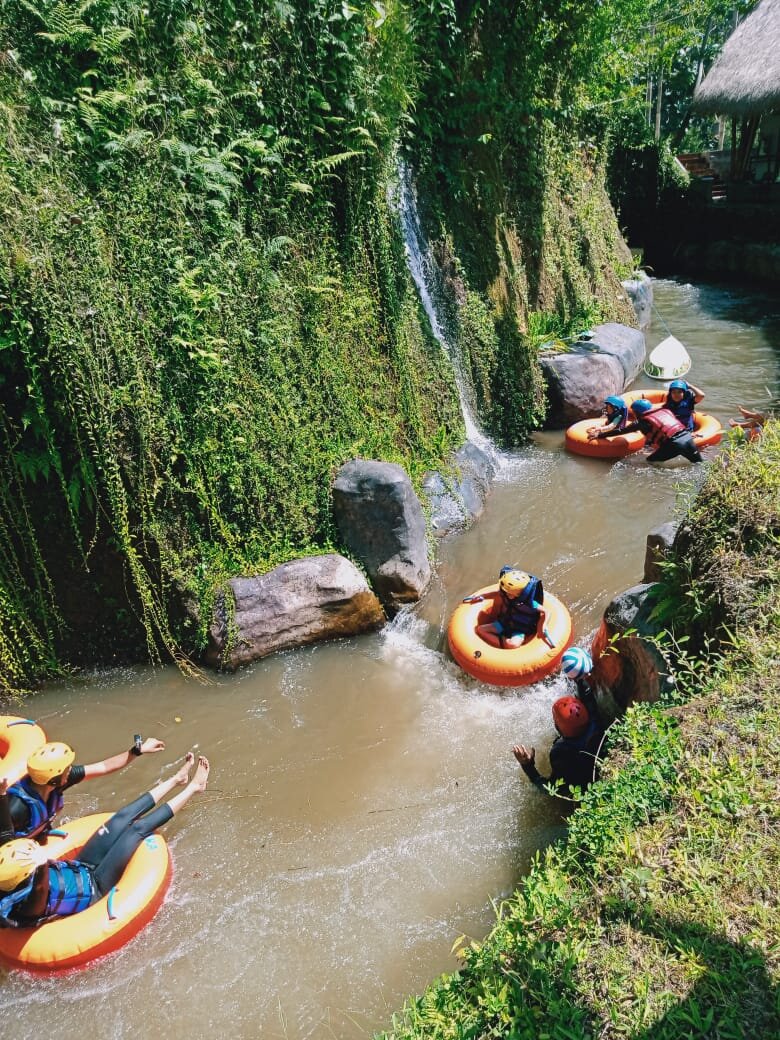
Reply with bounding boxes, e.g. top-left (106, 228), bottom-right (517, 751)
top-left (0, 716), bottom-right (47, 785)
top-left (0, 813), bottom-right (171, 973)
top-left (565, 389), bottom-right (722, 458)
top-left (447, 584), bottom-right (572, 687)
